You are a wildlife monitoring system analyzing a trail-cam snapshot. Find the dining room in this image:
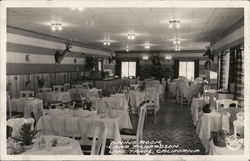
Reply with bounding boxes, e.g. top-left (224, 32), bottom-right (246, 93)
top-left (2, 1), bottom-right (249, 160)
